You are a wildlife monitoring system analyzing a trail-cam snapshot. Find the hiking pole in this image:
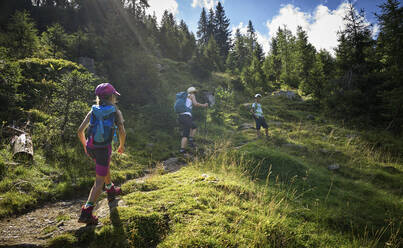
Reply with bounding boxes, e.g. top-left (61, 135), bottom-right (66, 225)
top-left (204, 106), bottom-right (208, 137)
